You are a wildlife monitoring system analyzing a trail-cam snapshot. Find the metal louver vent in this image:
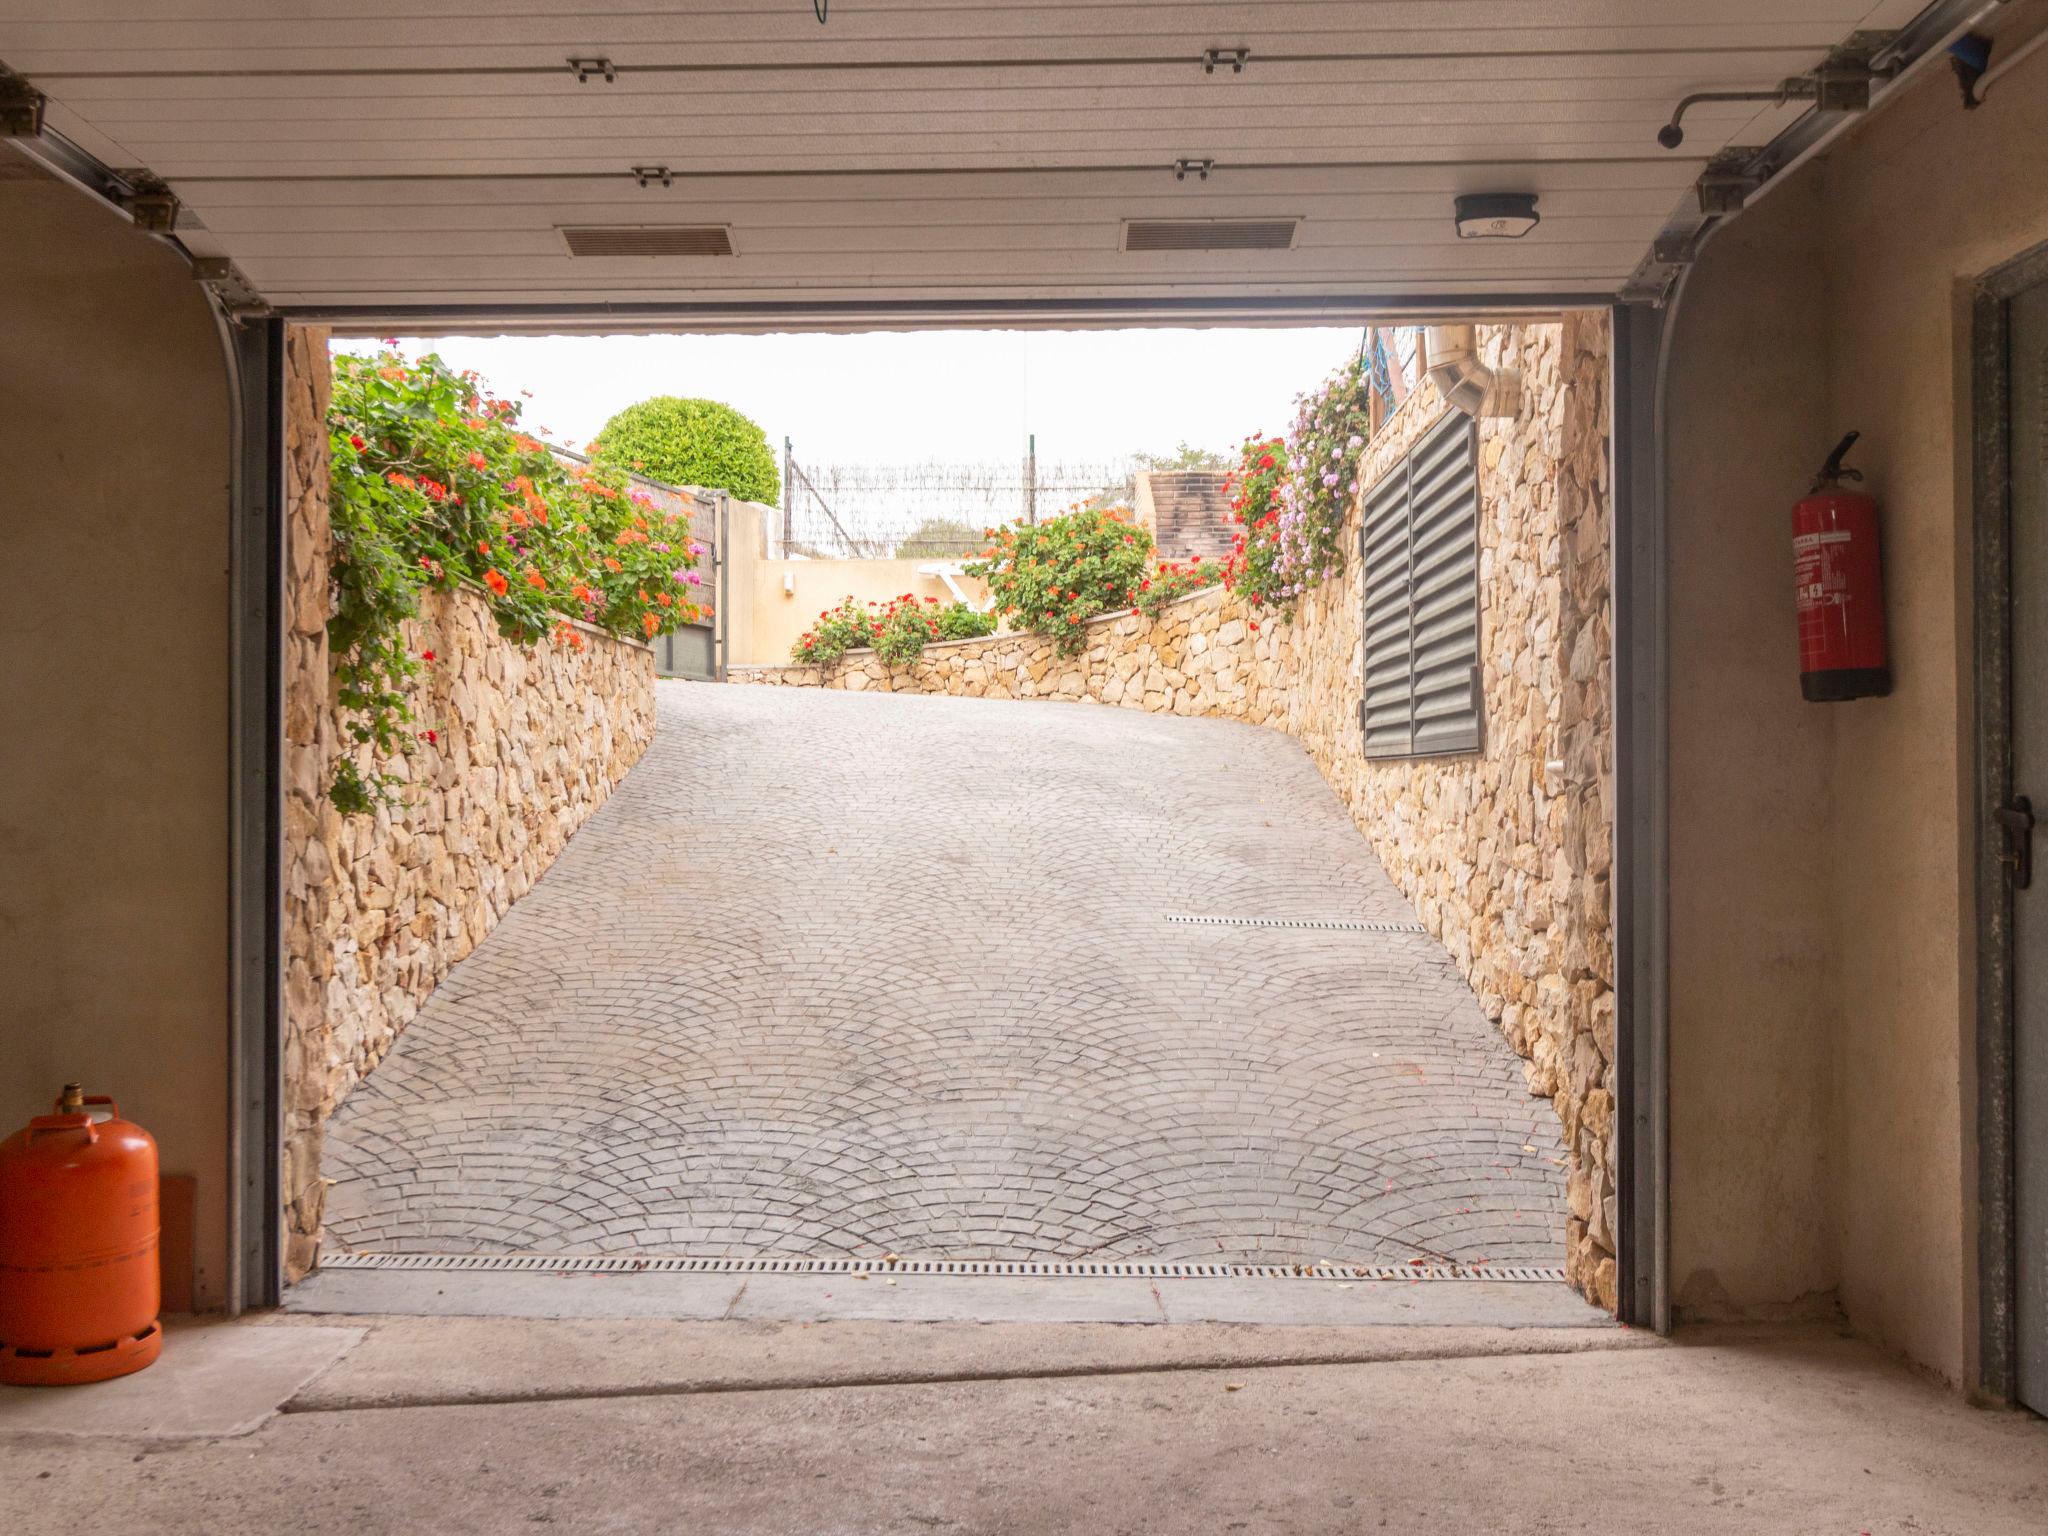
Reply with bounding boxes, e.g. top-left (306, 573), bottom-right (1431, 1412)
top-left (1359, 410), bottom-right (1483, 760)
top-left (1121, 218), bottom-right (1299, 252)
top-left (560, 225), bottom-right (734, 257)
